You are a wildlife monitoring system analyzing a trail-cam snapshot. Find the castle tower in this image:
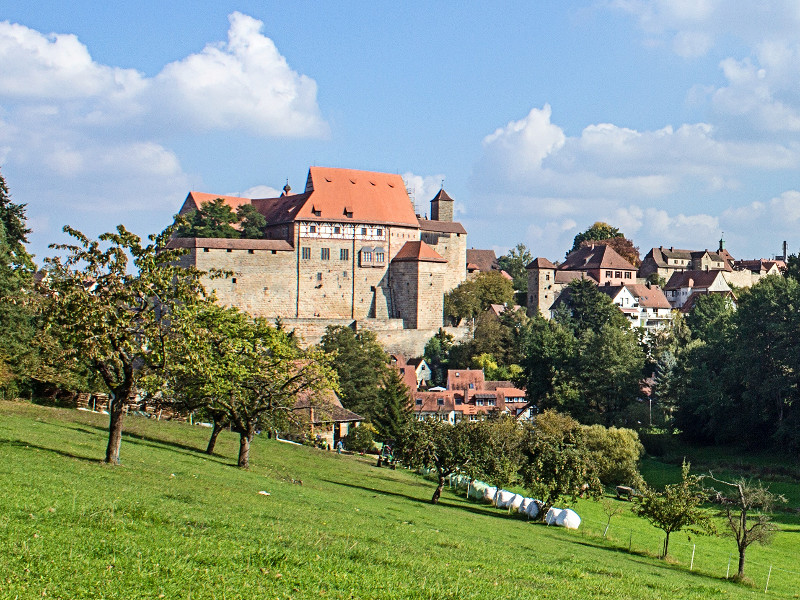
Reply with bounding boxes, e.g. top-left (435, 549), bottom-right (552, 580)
top-left (526, 257), bottom-right (558, 319)
top-left (430, 188), bottom-right (454, 222)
